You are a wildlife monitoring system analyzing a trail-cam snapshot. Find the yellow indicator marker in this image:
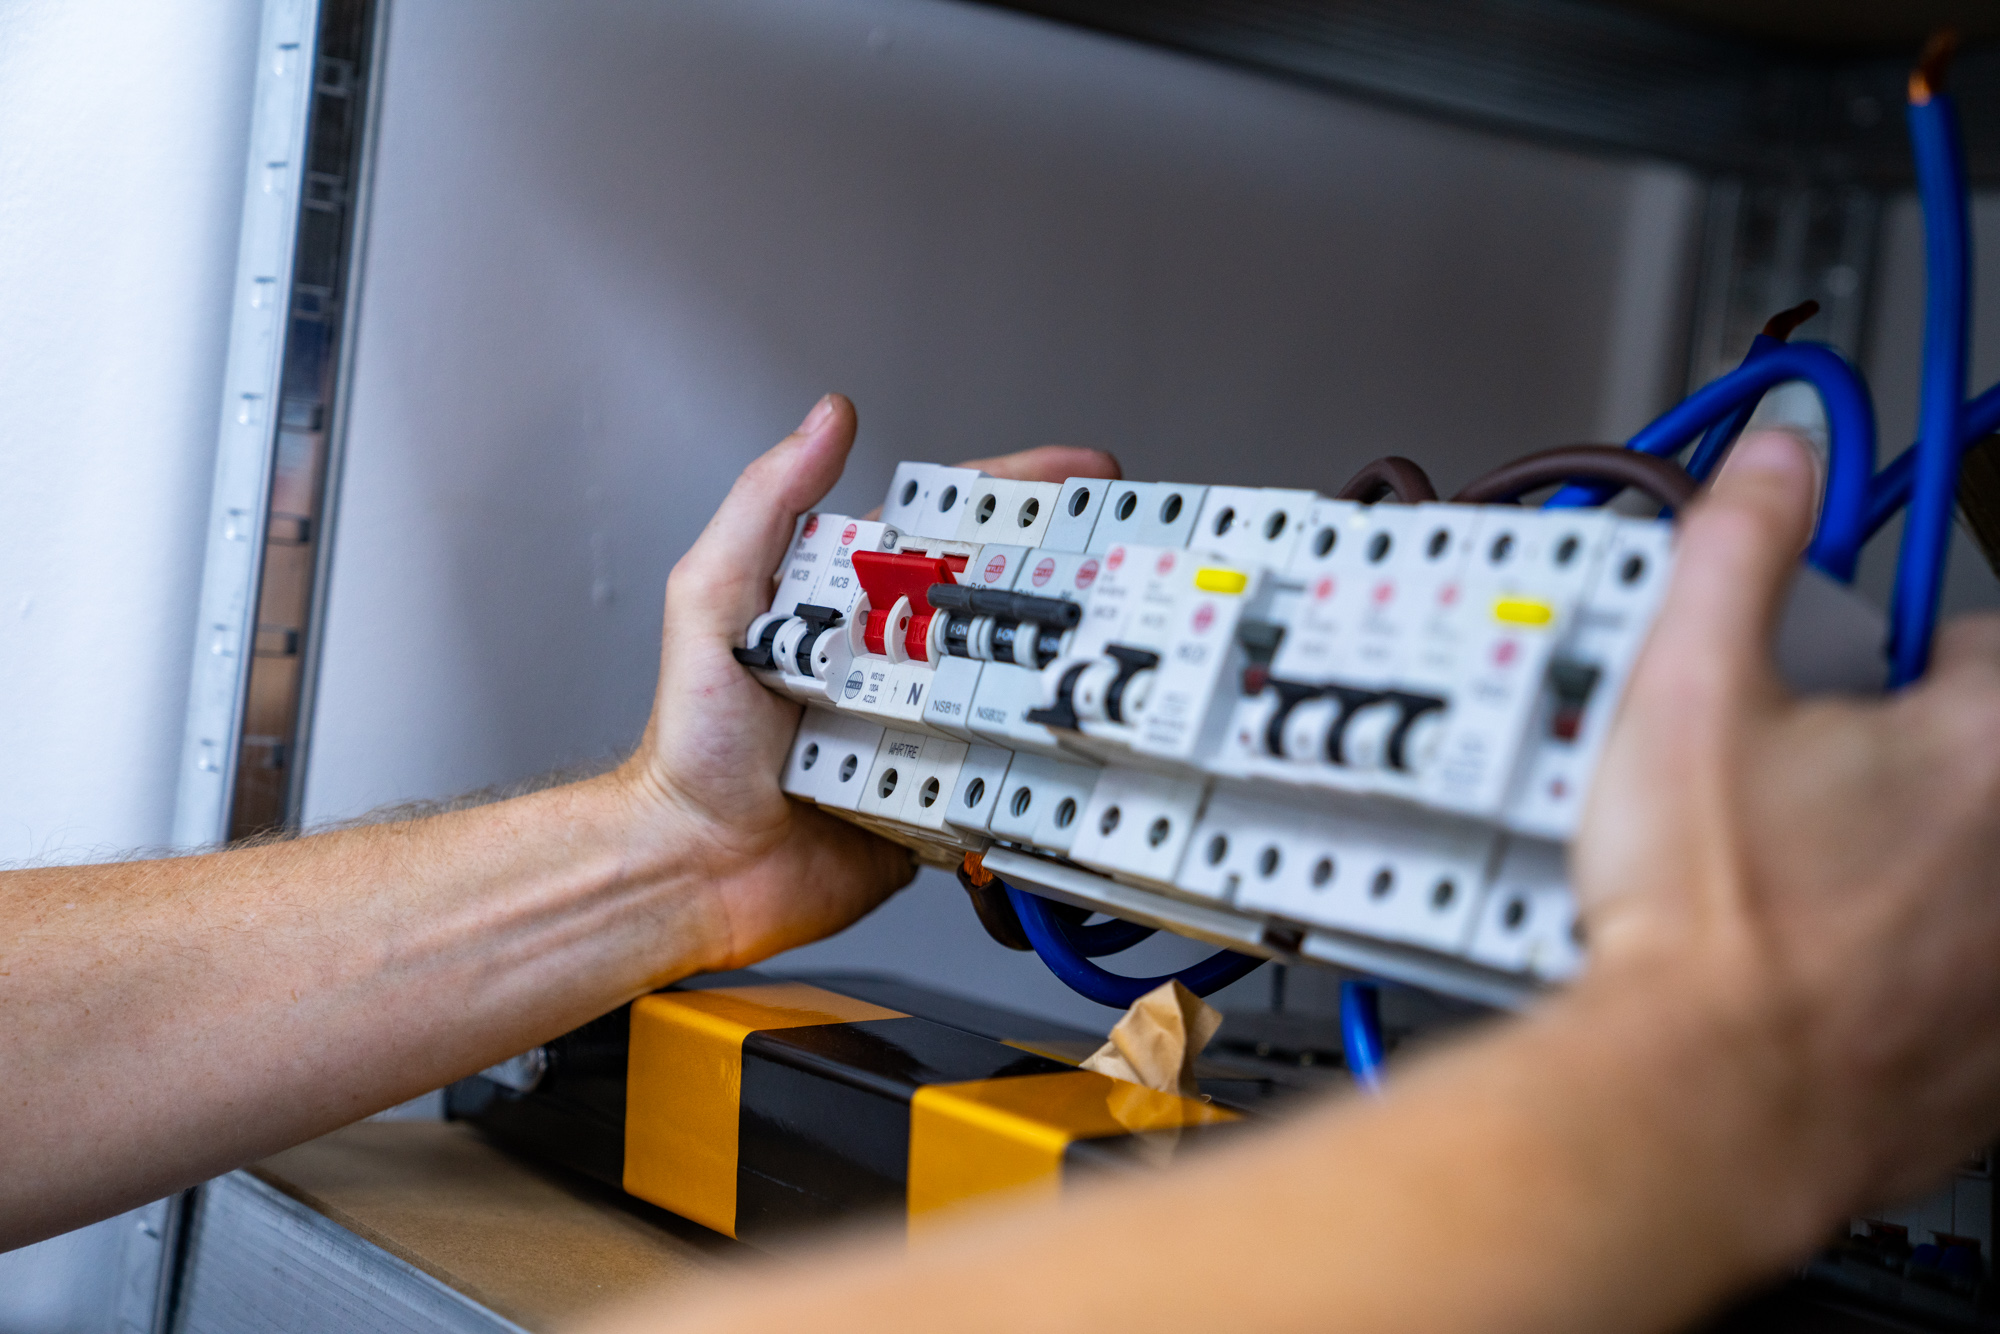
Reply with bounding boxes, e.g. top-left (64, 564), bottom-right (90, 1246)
top-left (1194, 567), bottom-right (1248, 594)
top-left (1493, 597), bottom-right (1555, 626)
